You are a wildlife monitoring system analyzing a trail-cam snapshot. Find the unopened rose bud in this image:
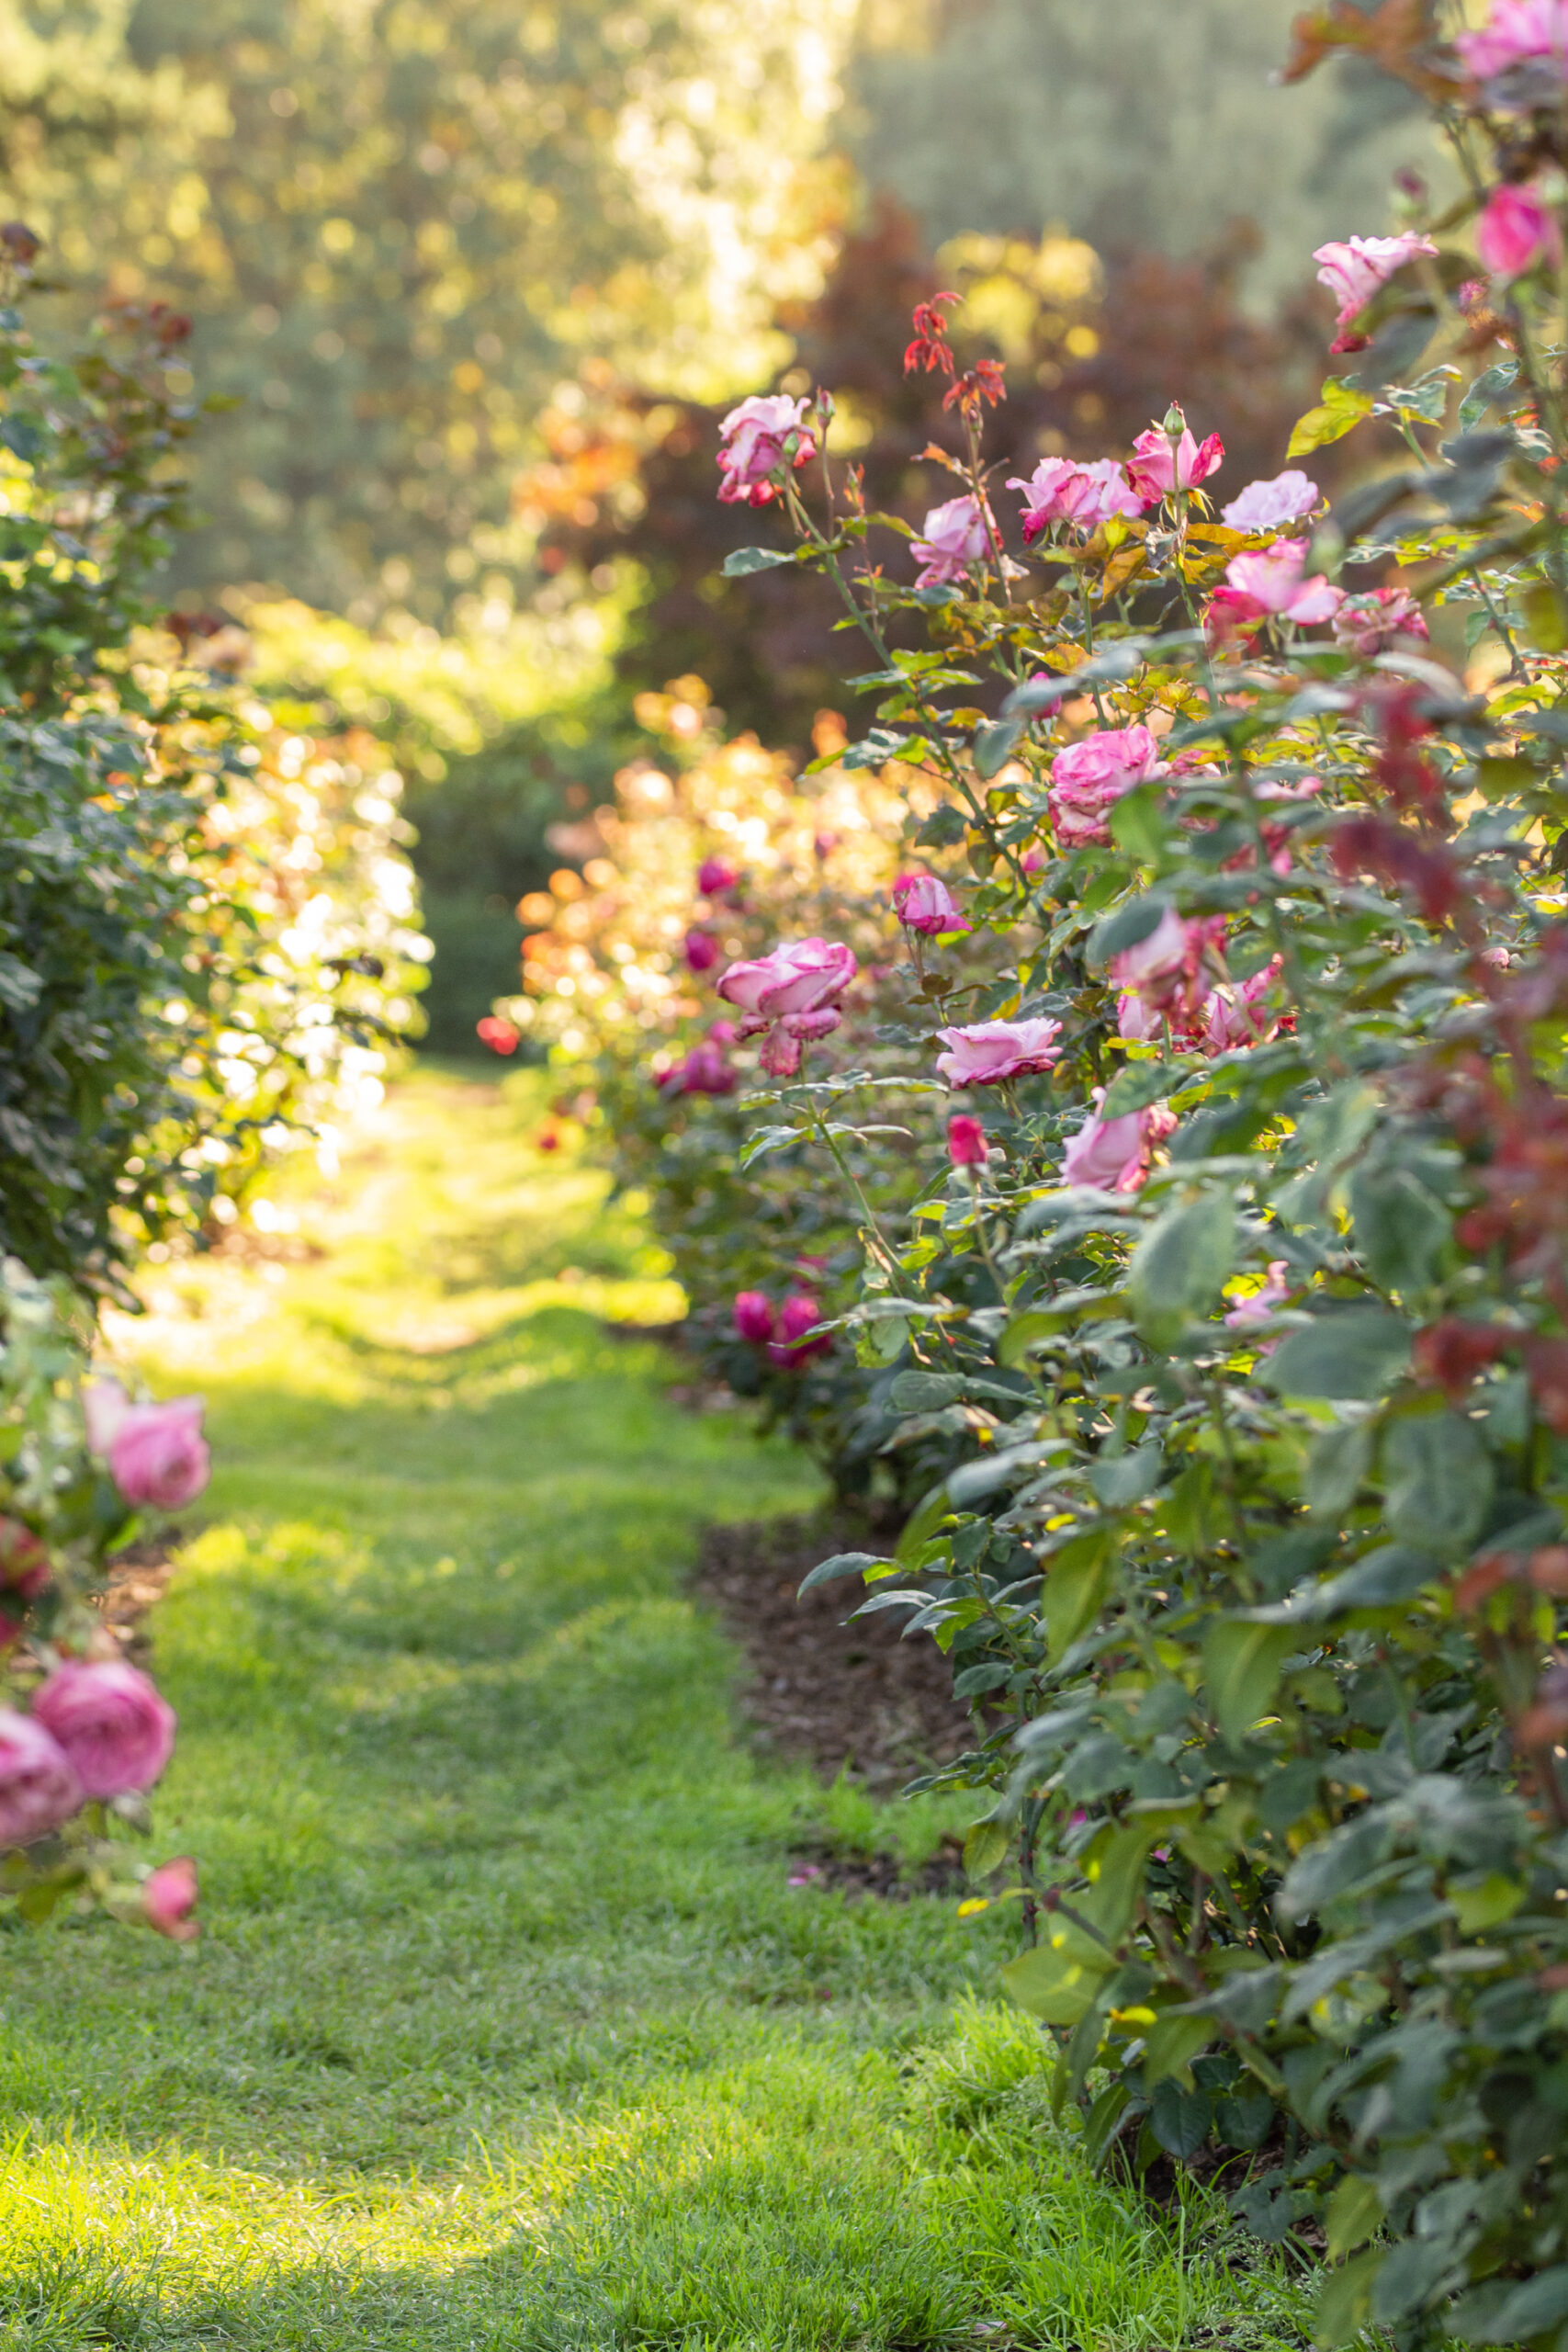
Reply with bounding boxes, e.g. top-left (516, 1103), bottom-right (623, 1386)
top-left (1162, 403), bottom-right (1186, 439)
top-left (947, 1114), bottom-right (987, 1168)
